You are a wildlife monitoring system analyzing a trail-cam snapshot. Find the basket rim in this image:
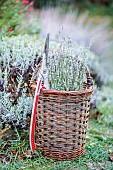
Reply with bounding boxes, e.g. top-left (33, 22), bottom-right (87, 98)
top-left (40, 86), bottom-right (94, 96)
